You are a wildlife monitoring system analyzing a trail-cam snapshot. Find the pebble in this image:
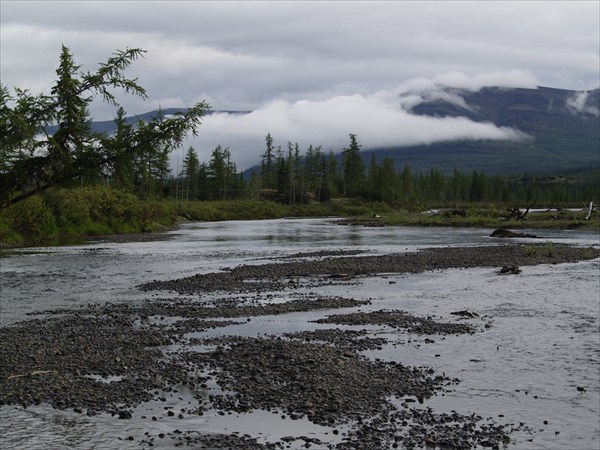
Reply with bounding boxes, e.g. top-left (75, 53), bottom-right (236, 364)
top-left (4, 243), bottom-right (593, 449)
